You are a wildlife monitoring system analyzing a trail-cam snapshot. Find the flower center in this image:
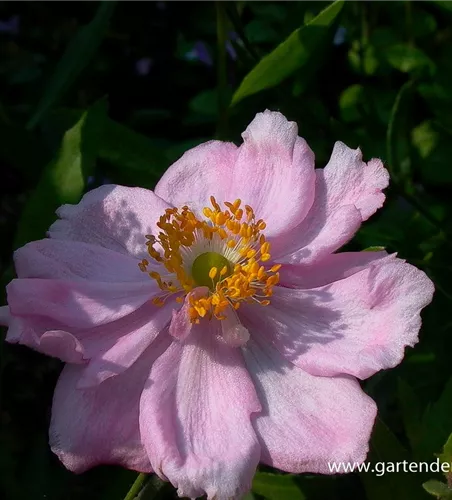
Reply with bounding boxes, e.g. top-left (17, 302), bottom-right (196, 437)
top-left (139, 196), bottom-right (281, 323)
top-left (191, 252), bottom-right (232, 289)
